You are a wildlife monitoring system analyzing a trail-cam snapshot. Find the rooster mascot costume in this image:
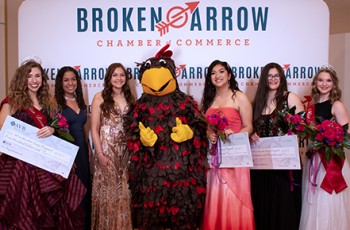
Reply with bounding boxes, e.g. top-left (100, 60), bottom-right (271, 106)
top-left (126, 44), bottom-right (208, 229)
